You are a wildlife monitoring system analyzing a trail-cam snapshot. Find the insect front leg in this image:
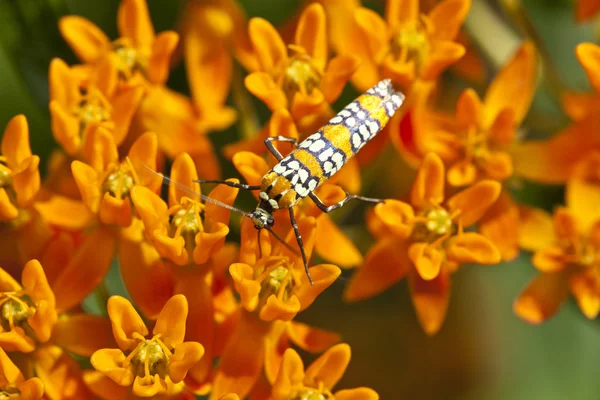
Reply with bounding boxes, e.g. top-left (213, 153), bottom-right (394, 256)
top-left (288, 206), bottom-right (313, 285)
top-left (264, 136), bottom-right (298, 161)
top-left (308, 190), bottom-right (385, 213)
